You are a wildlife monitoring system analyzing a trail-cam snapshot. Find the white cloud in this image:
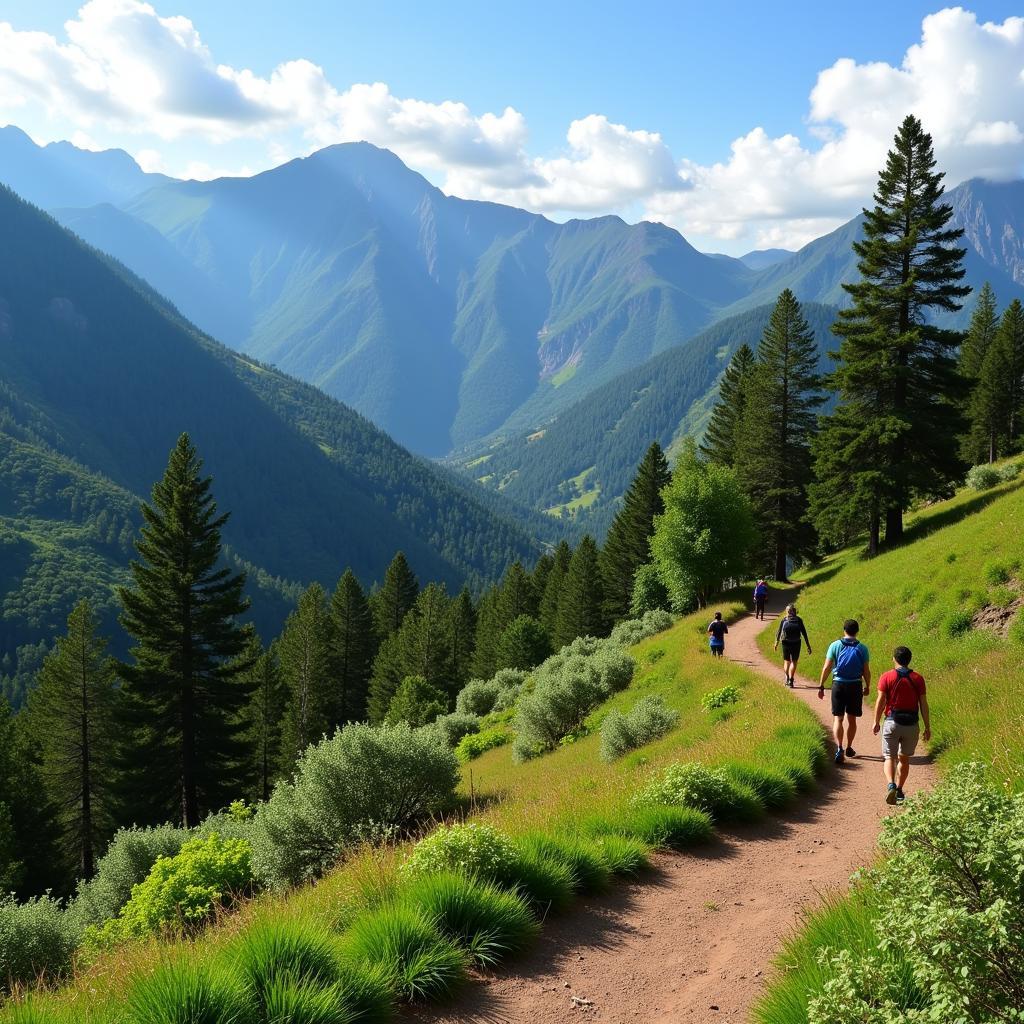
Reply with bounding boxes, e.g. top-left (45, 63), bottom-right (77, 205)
top-left (2, 3), bottom-right (1024, 251)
